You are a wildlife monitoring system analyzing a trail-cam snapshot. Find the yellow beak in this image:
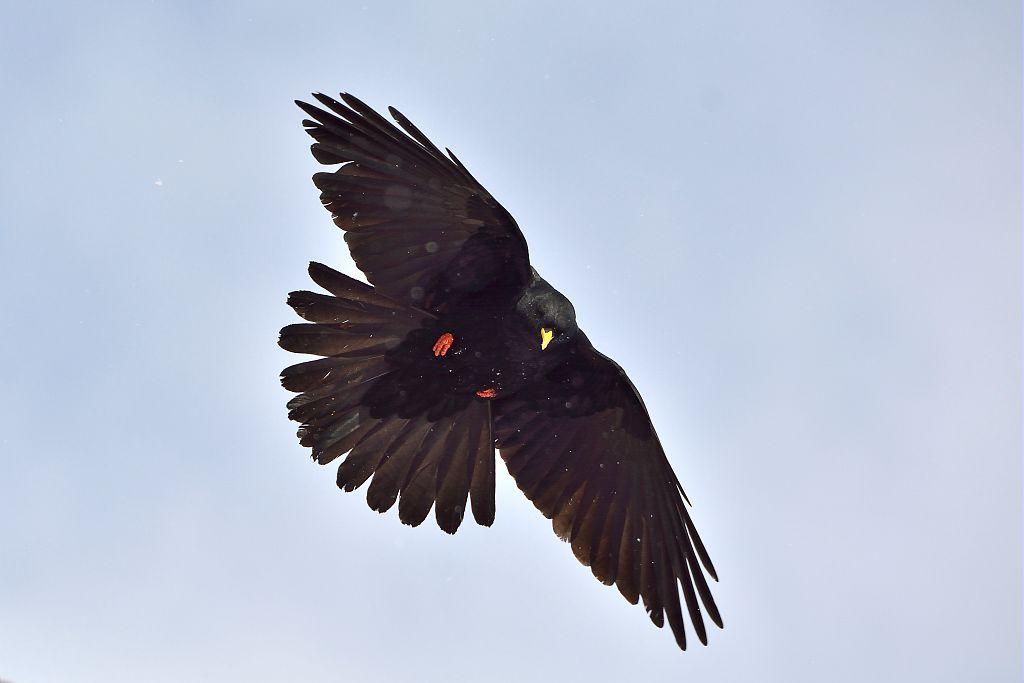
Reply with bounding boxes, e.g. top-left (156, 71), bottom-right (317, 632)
top-left (540, 327), bottom-right (553, 350)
